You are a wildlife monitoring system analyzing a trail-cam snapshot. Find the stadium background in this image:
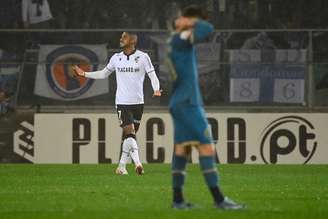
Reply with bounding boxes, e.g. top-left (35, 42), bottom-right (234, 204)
top-left (1, 0), bottom-right (328, 164)
top-left (1, 1), bottom-right (328, 219)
